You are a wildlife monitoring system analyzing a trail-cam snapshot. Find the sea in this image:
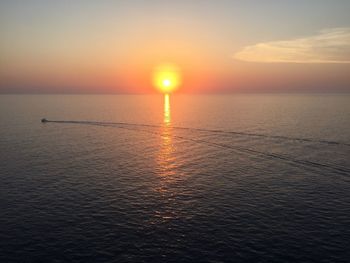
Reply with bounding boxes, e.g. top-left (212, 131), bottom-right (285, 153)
top-left (0, 94), bottom-right (349, 262)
